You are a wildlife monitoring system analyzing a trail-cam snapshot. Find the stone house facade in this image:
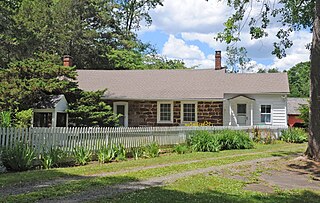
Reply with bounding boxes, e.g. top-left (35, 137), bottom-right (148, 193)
top-left (75, 51), bottom-right (290, 127)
